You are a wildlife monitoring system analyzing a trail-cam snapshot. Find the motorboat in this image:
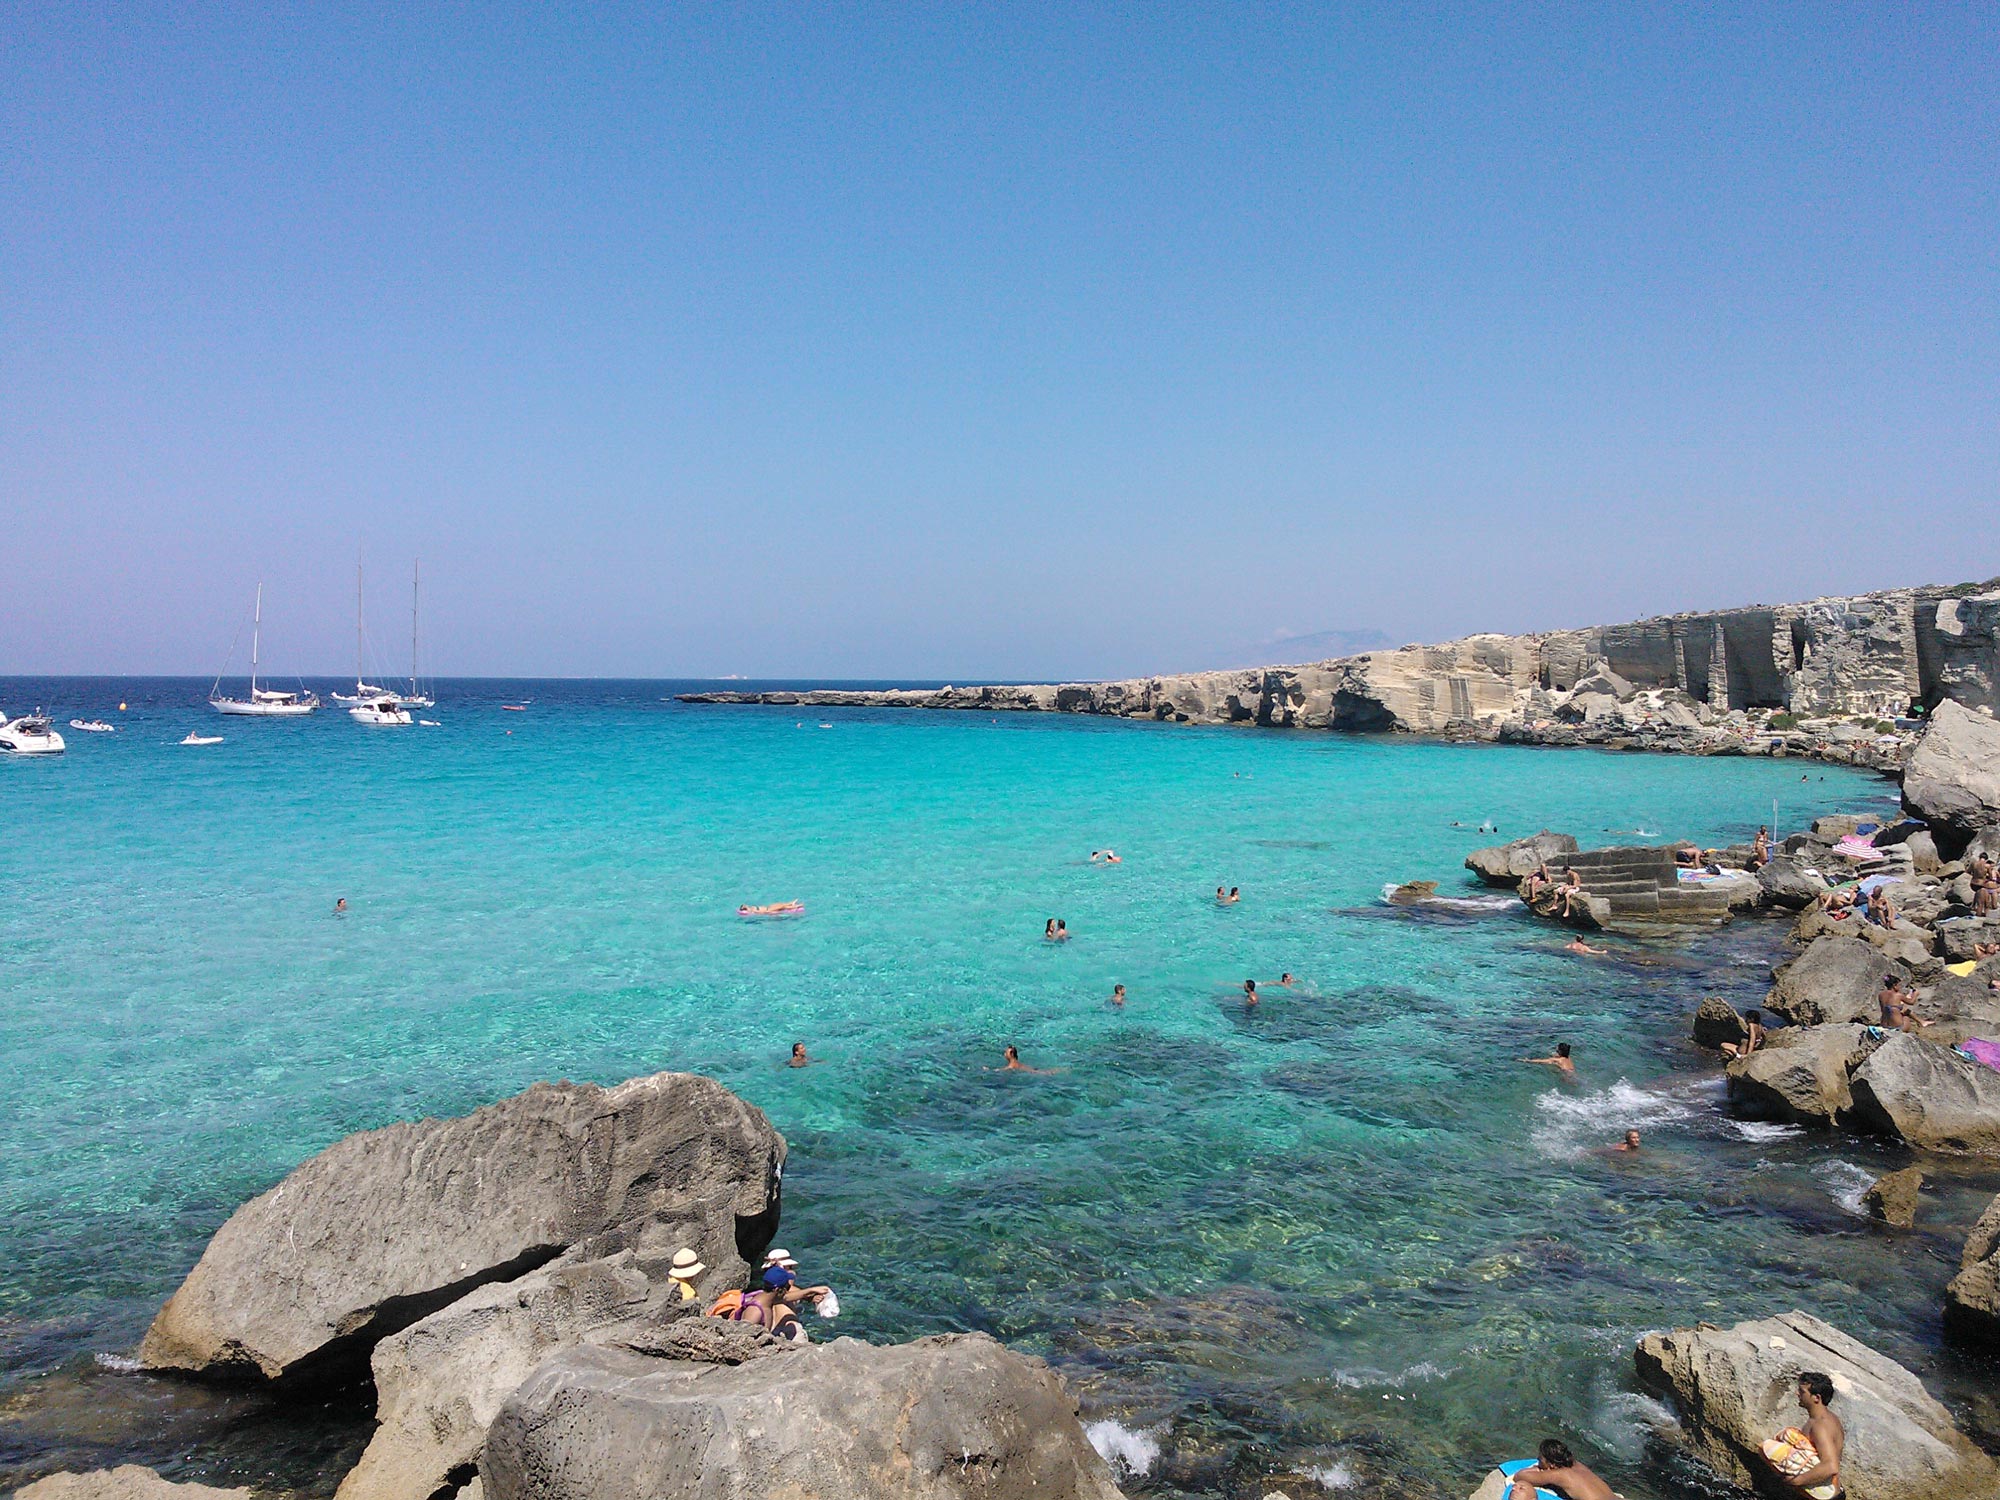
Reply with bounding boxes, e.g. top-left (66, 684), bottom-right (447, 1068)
top-left (210, 584), bottom-right (320, 716)
top-left (349, 695), bottom-right (413, 726)
top-left (69, 719), bottom-right (115, 733)
top-left (0, 712), bottom-right (65, 755)
top-left (180, 732), bottom-right (223, 746)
